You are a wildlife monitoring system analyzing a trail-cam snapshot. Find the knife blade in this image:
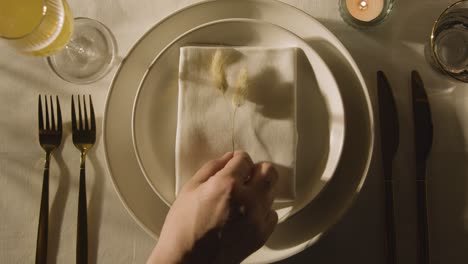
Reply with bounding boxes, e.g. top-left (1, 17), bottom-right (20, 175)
top-left (377, 71), bottom-right (399, 264)
top-left (411, 70), bottom-right (433, 264)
